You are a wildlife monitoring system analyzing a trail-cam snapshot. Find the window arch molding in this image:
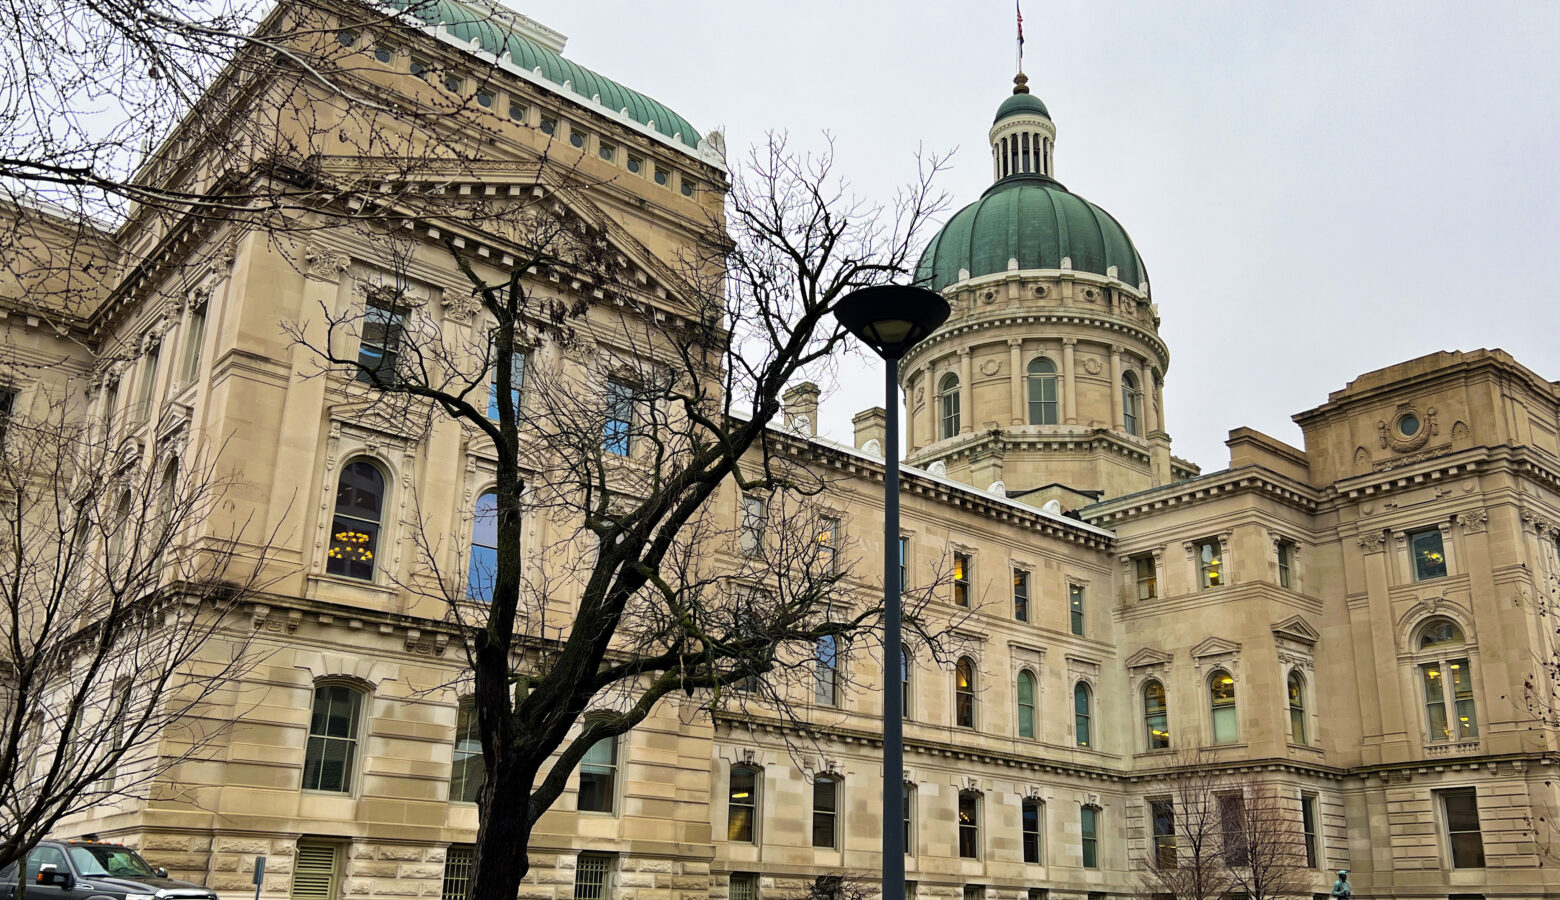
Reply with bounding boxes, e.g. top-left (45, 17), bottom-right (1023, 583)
top-left (1395, 604), bottom-right (1475, 653)
top-left (1015, 667), bottom-right (1039, 740)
